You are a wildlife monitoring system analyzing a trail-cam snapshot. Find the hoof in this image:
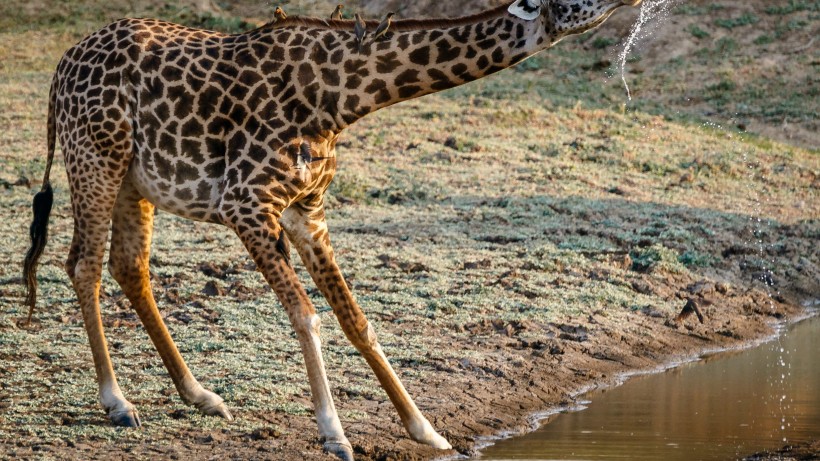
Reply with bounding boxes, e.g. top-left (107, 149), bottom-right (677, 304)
top-left (415, 431), bottom-right (452, 450)
top-left (323, 440), bottom-right (354, 461)
top-left (199, 401), bottom-right (234, 421)
top-left (410, 420), bottom-right (452, 450)
top-left (110, 409), bottom-right (141, 427)
top-left (189, 388), bottom-right (233, 421)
